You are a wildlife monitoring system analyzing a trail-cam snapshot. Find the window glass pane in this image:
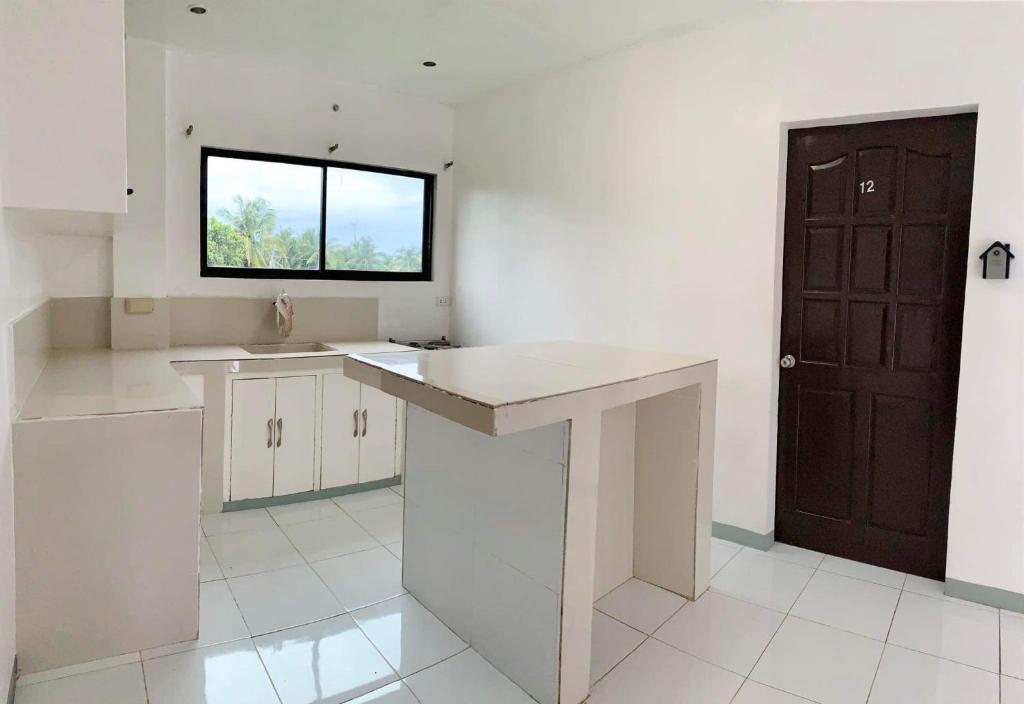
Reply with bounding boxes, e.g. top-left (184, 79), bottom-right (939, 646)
top-left (325, 167), bottom-right (426, 272)
top-left (206, 156), bottom-right (322, 270)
